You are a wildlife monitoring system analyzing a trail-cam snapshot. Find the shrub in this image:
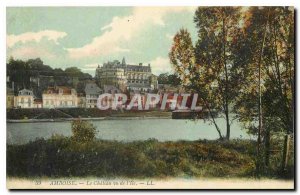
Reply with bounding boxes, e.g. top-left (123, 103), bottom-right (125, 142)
top-left (71, 119), bottom-right (97, 142)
